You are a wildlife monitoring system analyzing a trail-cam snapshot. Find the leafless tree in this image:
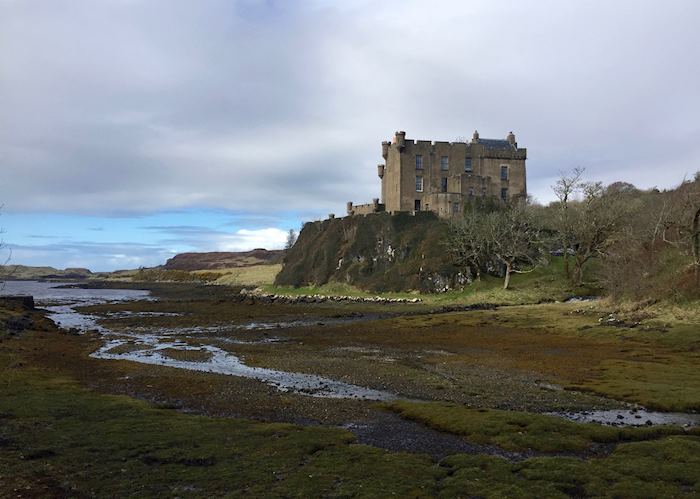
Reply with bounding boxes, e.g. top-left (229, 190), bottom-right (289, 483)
top-left (551, 167), bottom-right (584, 279)
top-left (485, 204), bottom-right (544, 289)
top-left (568, 181), bottom-right (630, 286)
top-left (285, 229), bottom-right (298, 251)
top-left (446, 211), bottom-right (489, 281)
